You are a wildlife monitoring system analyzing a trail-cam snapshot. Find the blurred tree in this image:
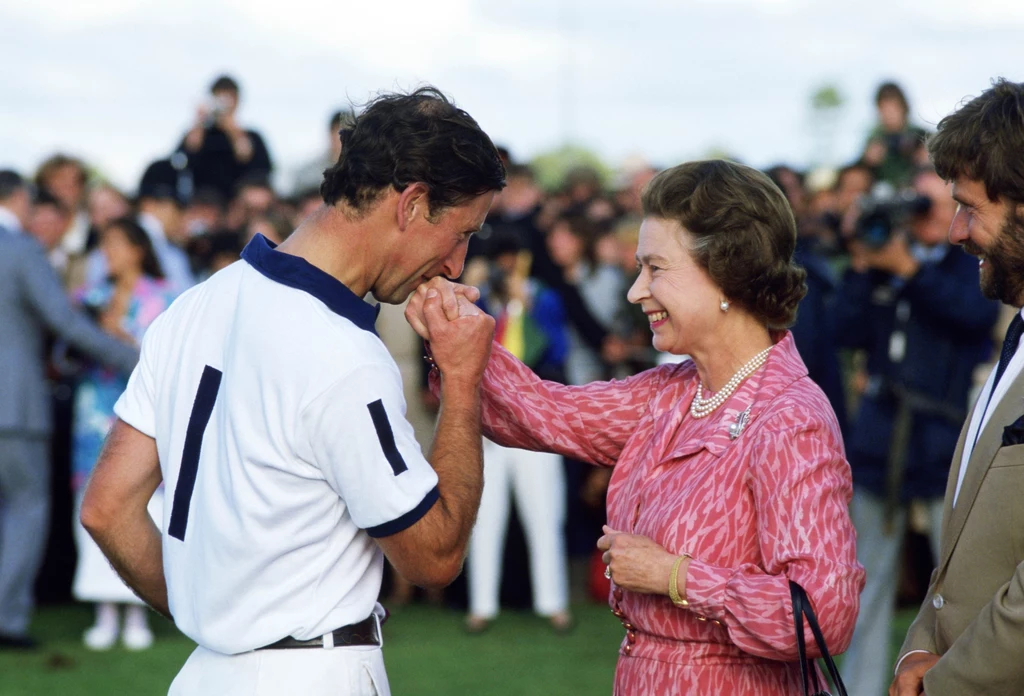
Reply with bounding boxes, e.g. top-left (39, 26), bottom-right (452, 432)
top-left (809, 82), bottom-right (846, 167)
top-left (812, 84), bottom-right (845, 111)
top-left (529, 145), bottom-right (611, 193)
top-left (699, 146), bottom-right (741, 163)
